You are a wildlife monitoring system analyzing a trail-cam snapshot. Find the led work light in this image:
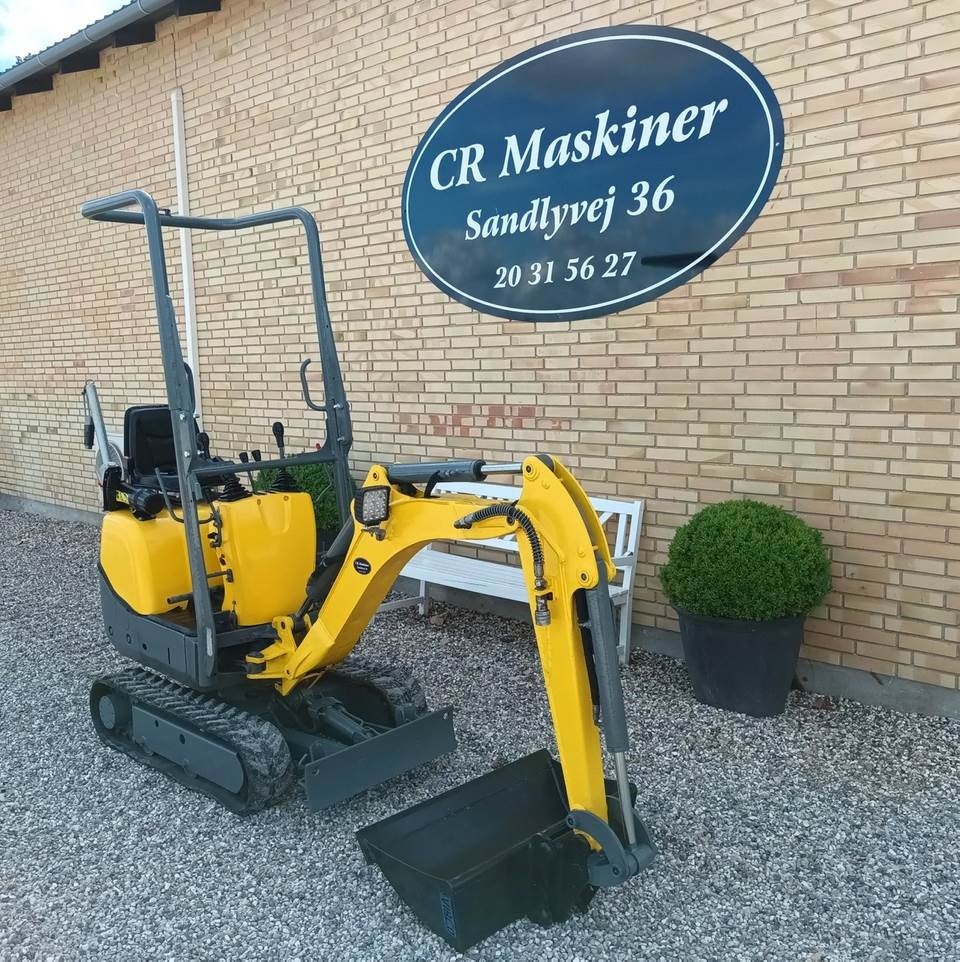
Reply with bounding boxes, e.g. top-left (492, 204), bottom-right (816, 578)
top-left (354, 486), bottom-right (391, 526)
